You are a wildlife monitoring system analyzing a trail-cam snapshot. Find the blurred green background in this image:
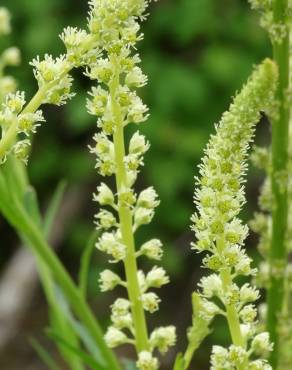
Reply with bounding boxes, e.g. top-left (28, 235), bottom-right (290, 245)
top-left (0, 0), bottom-right (270, 369)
